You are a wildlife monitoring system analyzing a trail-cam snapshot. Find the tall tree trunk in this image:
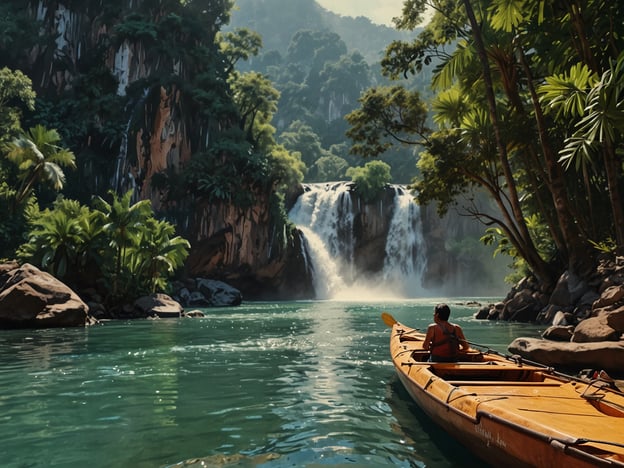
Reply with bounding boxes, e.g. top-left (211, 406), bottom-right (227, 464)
top-left (515, 45), bottom-right (596, 276)
top-left (604, 140), bottom-right (624, 253)
top-left (461, 0), bottom-right (555, 287)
